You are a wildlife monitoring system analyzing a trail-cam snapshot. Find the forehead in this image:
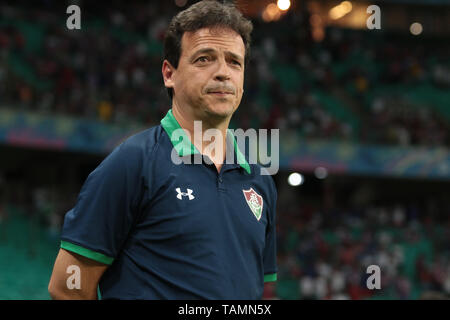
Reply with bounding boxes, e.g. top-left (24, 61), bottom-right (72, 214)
top-left (180, 27), bottom-right (245, 57)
